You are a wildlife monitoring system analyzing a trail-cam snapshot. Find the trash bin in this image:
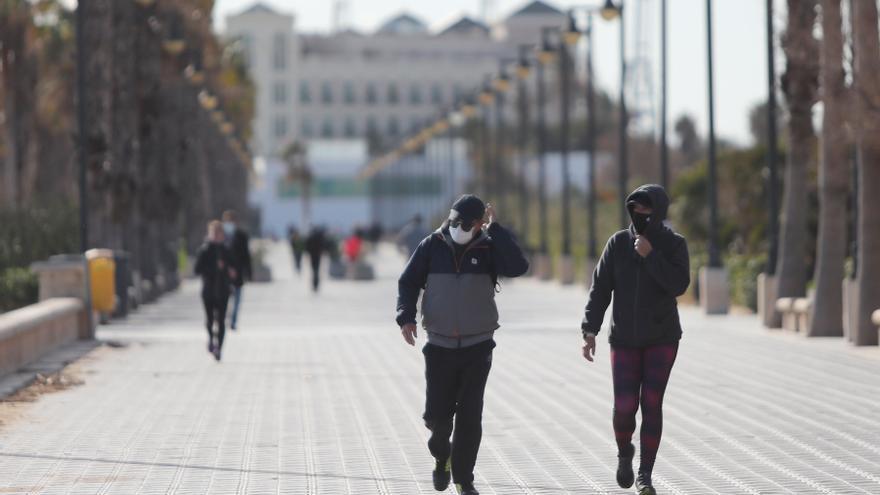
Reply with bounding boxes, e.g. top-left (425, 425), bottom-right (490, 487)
top-left (113, 250), bottom-right (130, 318)
top-left (86, 249), bottom-right (116, 315)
